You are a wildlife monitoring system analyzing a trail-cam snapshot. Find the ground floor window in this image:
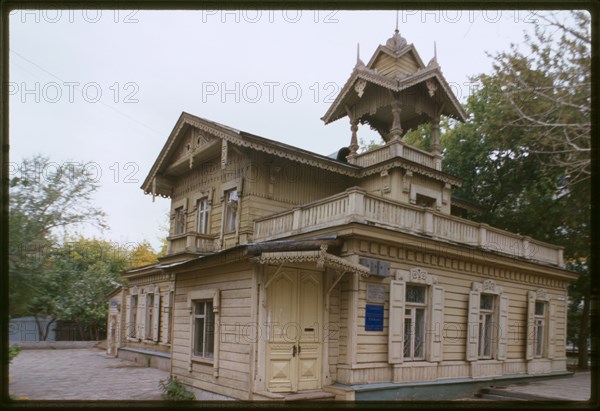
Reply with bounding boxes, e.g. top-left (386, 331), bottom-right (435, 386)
top-left (145, 293), bottom-right (154, 340)
top-left (478, 294), bottom-right (494, 359)
top-left (129, 295), bottom-right (138, 338)
top-left (534, 302), bottom-right (546, 358)
top-left (193, 300), bottom-right (214, 359)
top-left (404, 285), bottom-right (427, 360)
